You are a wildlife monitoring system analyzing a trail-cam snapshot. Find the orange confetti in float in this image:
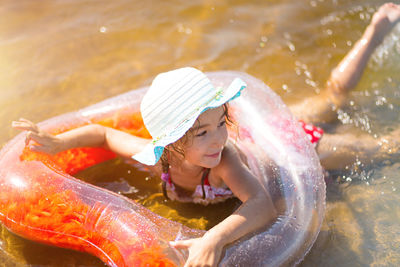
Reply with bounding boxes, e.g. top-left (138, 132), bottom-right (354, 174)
top-left (0, 113), bottom-right (178, 267)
